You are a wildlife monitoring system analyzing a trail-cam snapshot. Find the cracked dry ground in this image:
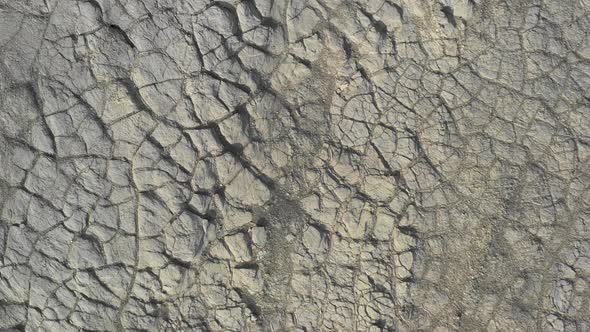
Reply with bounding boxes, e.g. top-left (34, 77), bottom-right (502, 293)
top-left (1, 0), bottom-right (590, 331)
